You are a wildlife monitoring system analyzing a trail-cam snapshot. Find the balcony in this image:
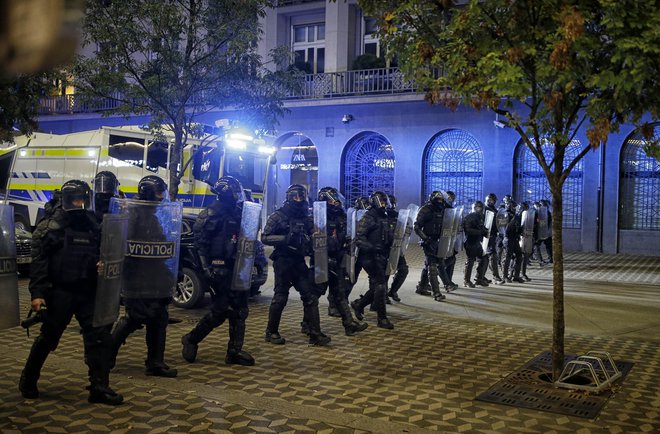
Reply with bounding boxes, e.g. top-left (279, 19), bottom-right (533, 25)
top-left (38, 68), bottom-right (429, 115)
